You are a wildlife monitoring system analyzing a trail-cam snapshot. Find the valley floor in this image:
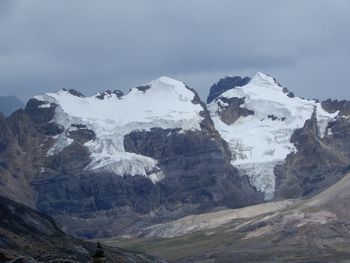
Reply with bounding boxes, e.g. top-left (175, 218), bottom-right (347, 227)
top-left (101, 173), bottom-right (350, 262)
